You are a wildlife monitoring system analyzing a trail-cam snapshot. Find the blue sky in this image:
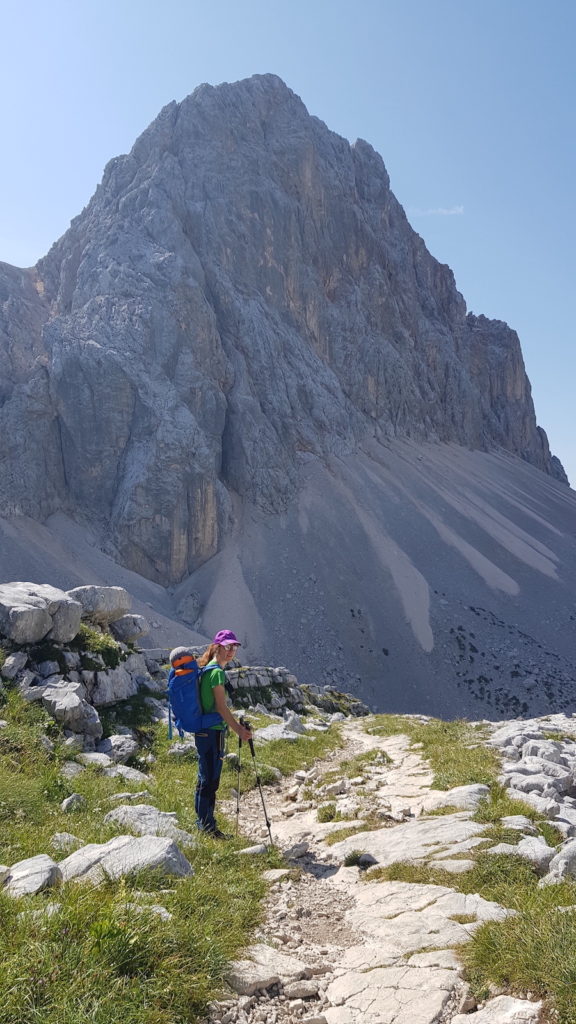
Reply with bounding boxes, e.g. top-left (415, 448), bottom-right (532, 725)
top-left (1, 0), bottom-right (574, 482)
